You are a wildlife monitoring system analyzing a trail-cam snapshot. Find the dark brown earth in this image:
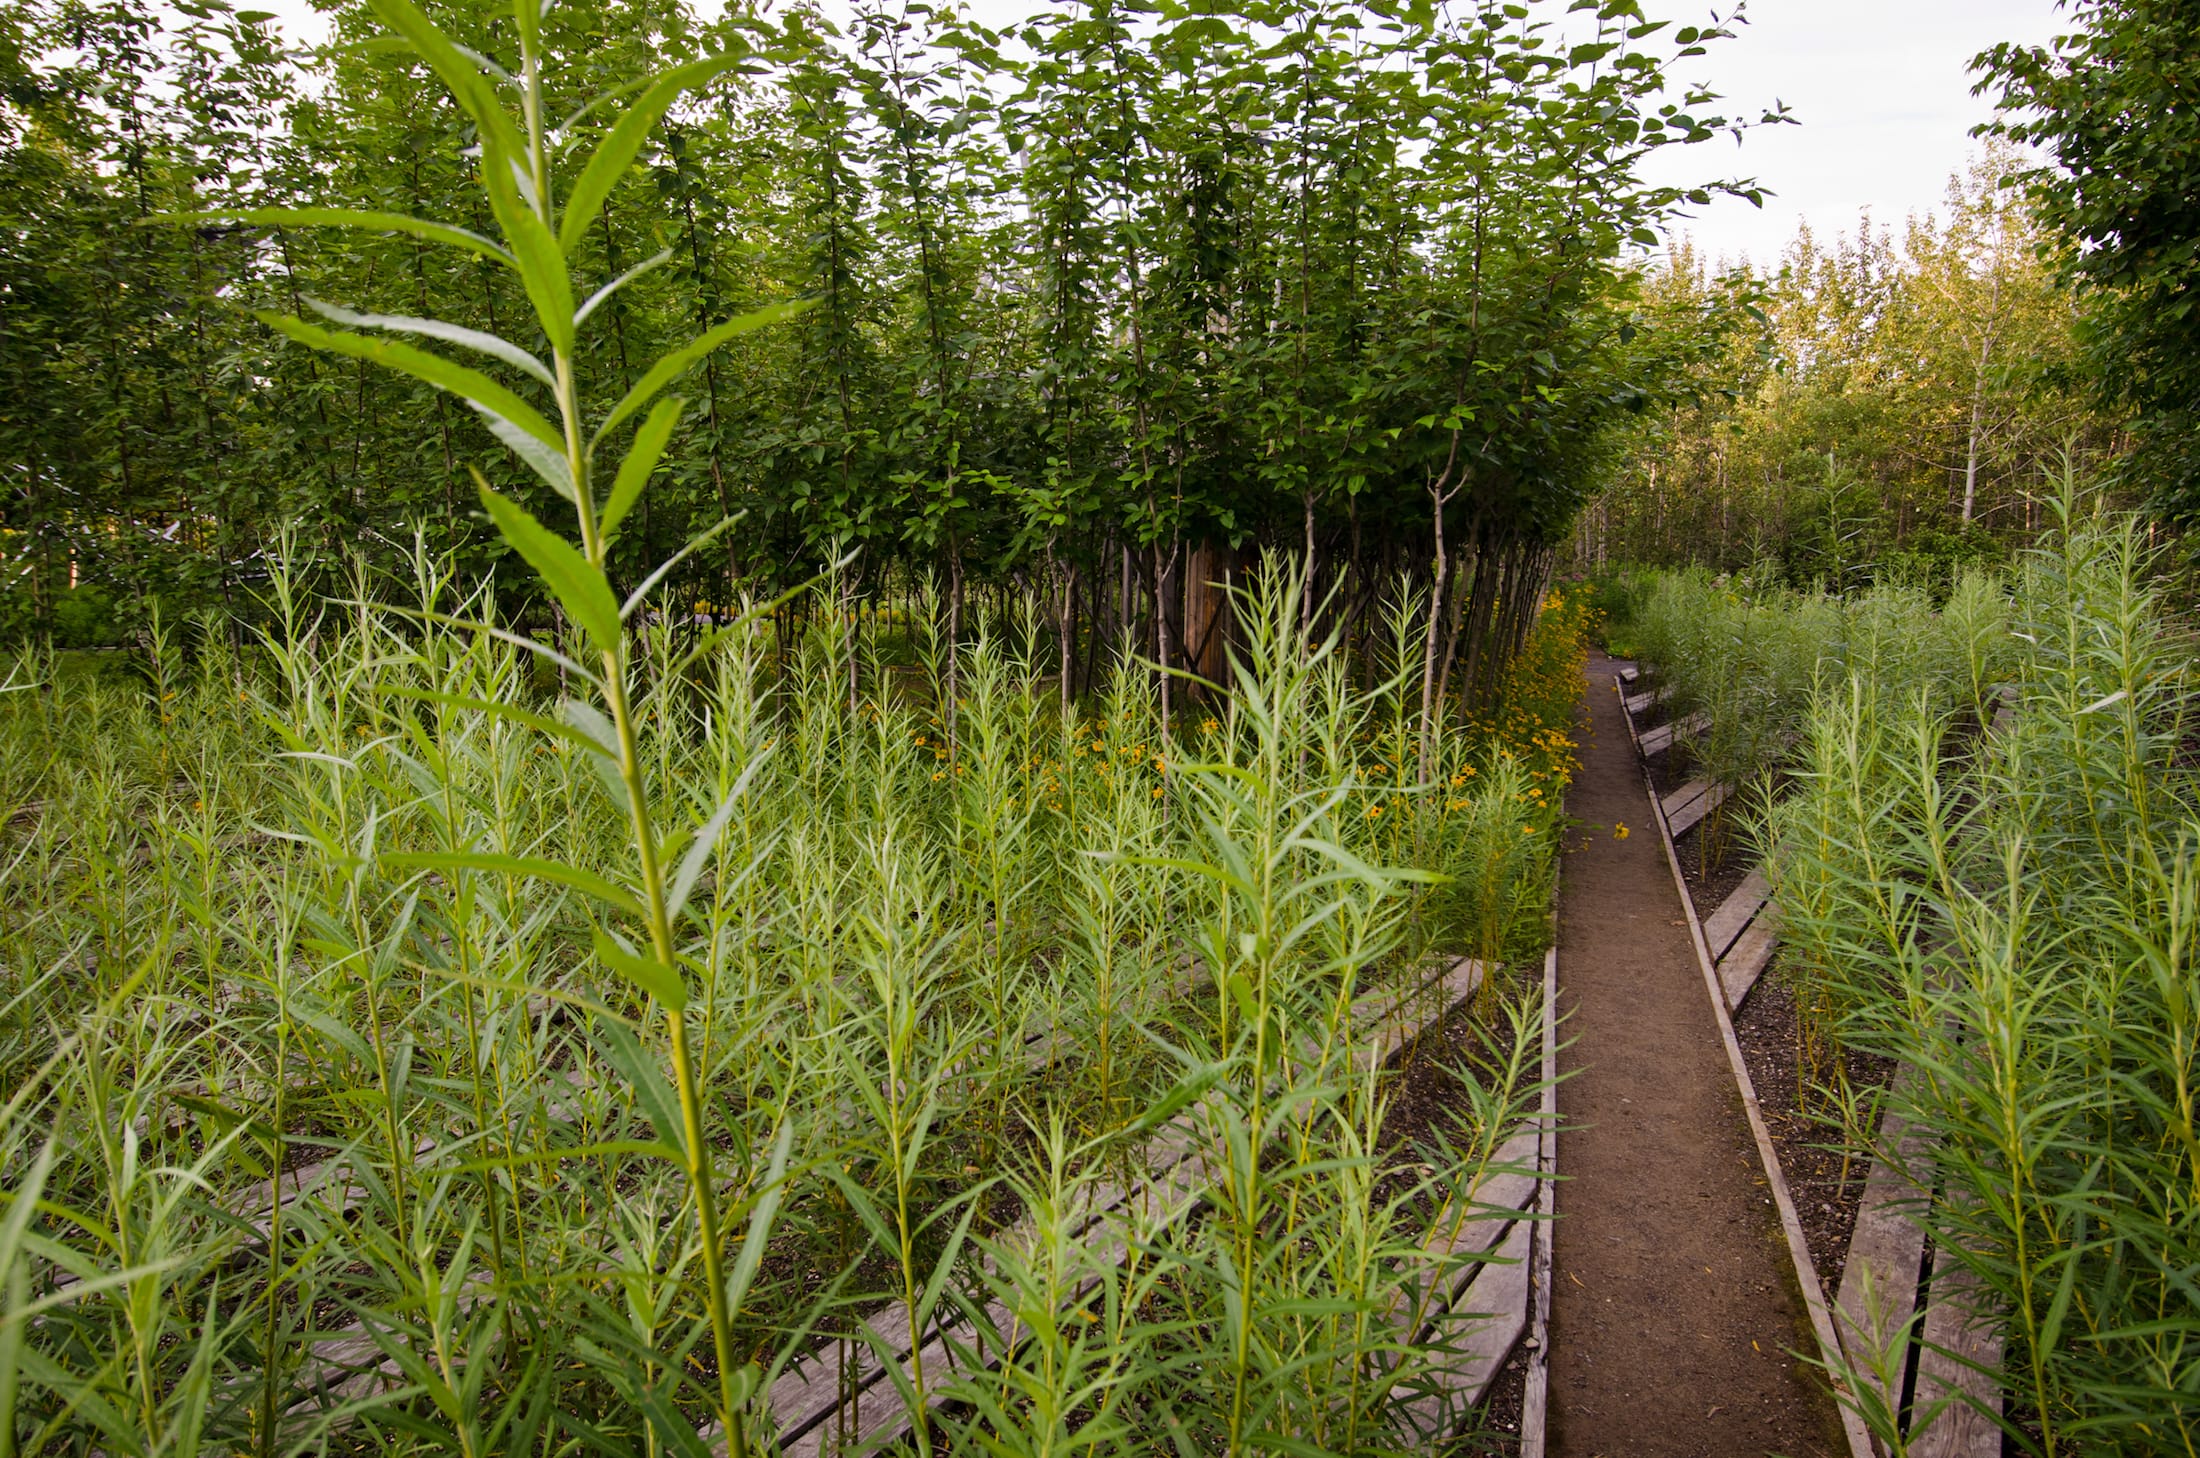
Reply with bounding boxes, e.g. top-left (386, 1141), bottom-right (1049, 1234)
top-left (1732, 973), bottom-right (1893, 1297)
top-left (1547, 660), bottom-right (1844, 1458)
